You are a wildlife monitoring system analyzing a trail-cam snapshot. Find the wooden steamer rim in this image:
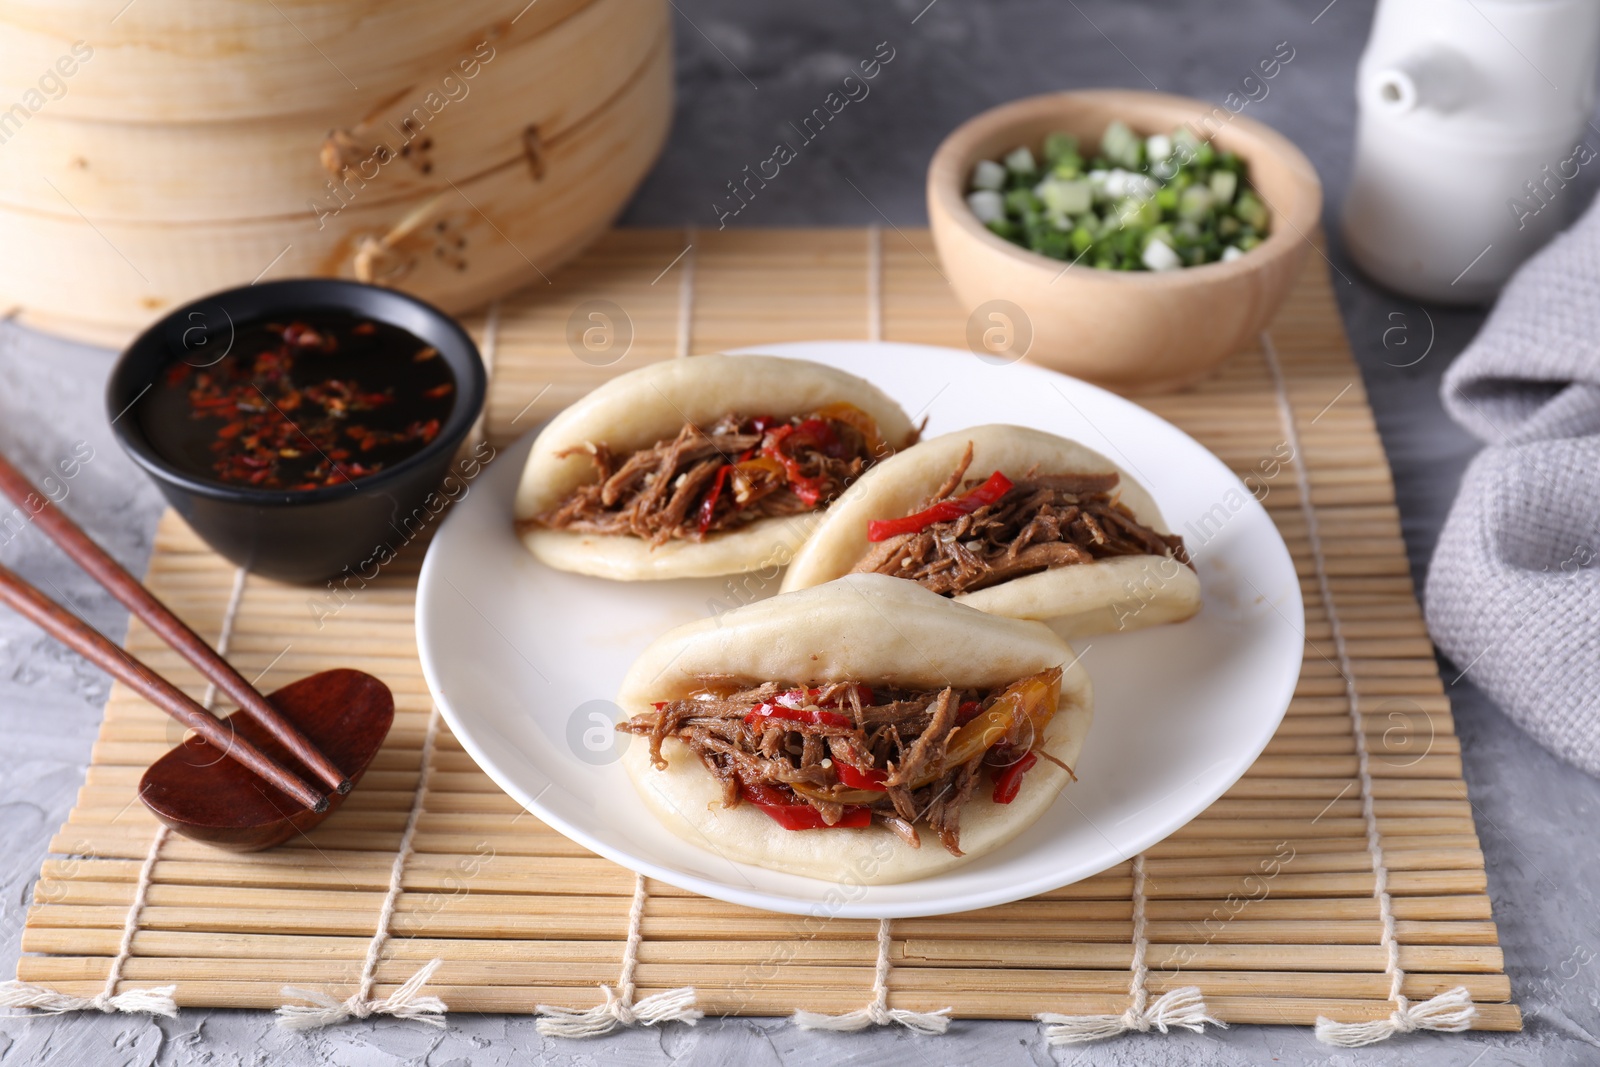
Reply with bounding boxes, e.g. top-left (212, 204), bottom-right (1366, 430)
top-left (0, 0), bottom-right (599, 123)
top-left (0, 0), bottom-right (663, 223)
